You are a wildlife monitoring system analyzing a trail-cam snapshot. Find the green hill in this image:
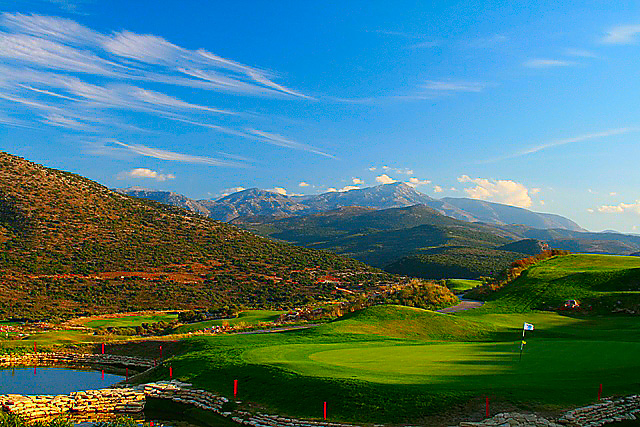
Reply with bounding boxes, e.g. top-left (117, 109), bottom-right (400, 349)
top-left (235, 205), bottom-right (534, 278)
top-left (0, 152), bottom-right (396, 319)
top-left (386, 247), bottom-right (528, 280)
top-left (312, 304), bottom-right (494, 341)
top-left (479, 254), bottom-right (640, 313)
